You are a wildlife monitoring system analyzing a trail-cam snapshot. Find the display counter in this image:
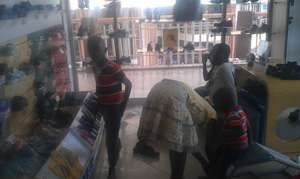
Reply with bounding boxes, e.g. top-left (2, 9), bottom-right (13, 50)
top-left (235, 63), bottom-right (300, 155)
top-left (0, 92), bottom-right (104, 179)
top-left (36, 92), bottom-right (105, 179)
